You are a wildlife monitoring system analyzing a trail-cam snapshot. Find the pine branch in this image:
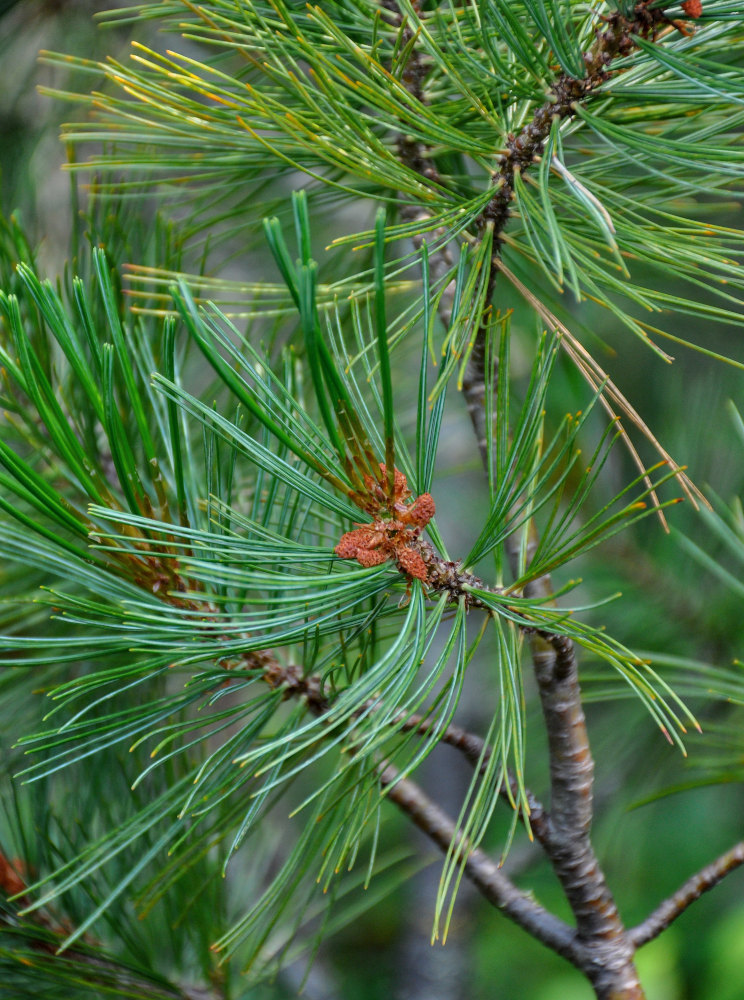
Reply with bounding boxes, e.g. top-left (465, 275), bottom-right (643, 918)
top-left (250, 602), bottom-right (642, 997)
top-left (377, 761), bottom-right (577, 960)
top-left (387, 610), bottom-right (642, 992)
top-left (395, 711), bottom-right (550, 846)
top-left (383, 0), bottom-right (441, 187)
top-left (385, 0), bottom-right (459, 327)
top-left (629, 840), bottom-right (744, 948)
top-left (254, 651), bottom-right (570, 954)
top-left (463, 0), bottom-right (697, 469)
top-left (261, 651), bottom-right (550, 840)
top-left (0, 236), bottom-right (692, 998)
top-left (382, 7), bottom-right (681, 993)
top-left (379, 763), bottom-right (649, 996)
top-left (481, 3), bottom-right (678, 242)
top-left (1, 850), bottom-right (217, 1000)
